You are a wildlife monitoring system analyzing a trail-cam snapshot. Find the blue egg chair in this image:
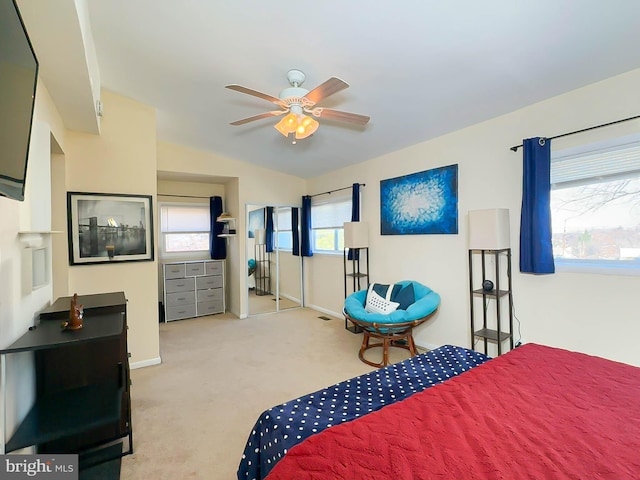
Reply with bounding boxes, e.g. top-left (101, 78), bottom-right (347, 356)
top-left (343, 281), bottom-right (441, 368)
